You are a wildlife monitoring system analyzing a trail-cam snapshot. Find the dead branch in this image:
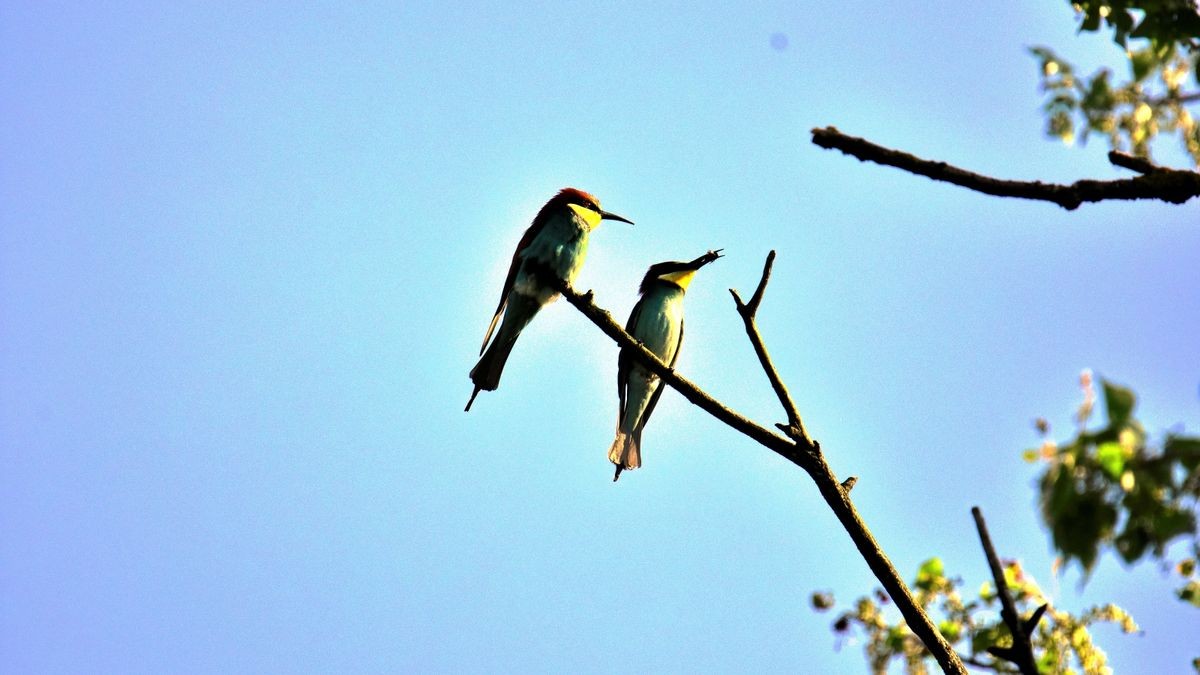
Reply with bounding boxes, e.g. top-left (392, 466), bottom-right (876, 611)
top-left (811, 126), bottom-right (1200, 210)
top-left (729, 250), bottom-right (812, 445)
